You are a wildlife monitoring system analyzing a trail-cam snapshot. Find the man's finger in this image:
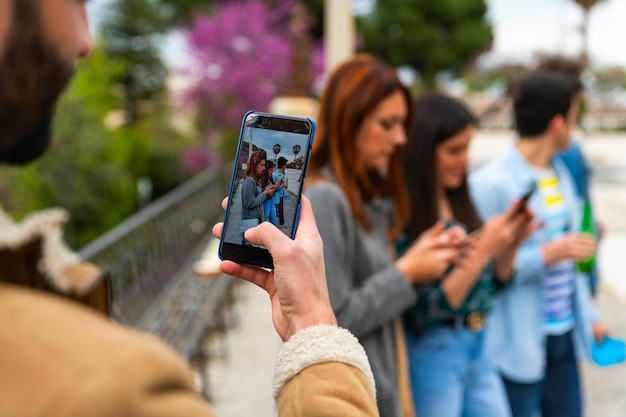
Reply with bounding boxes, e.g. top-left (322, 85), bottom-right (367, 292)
top-left (219, 260), bottom-right (270, 289)
top-left (212, 222), bottom-right (223, 239)
top-left (244, 197), bottom-right (320, 254)
top-left (222, 197), bottom-right (228, 210)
